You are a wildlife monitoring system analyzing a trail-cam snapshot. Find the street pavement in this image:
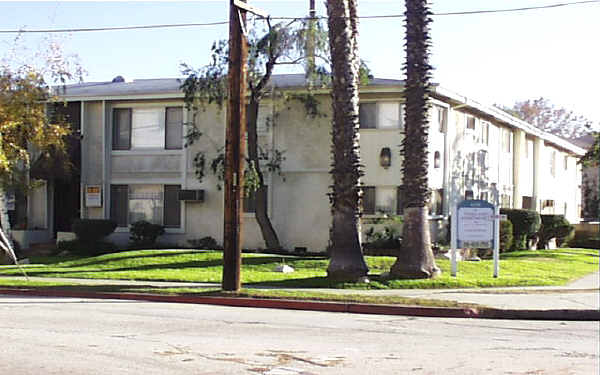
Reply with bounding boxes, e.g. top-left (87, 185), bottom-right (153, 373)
top-left (1, 295), bottom-right (598, 375)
